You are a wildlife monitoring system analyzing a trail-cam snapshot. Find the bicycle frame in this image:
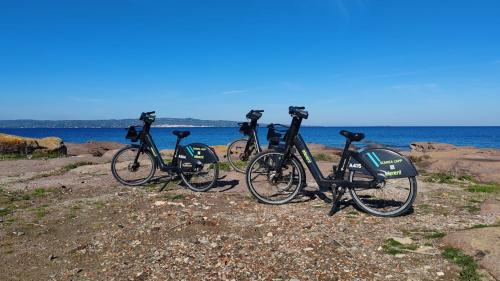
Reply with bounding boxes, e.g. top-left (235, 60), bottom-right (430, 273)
top-left (292, 134), bottom-right (381, 190)
top-left (281, 116), bottom-right (381, 191)
top-left (240, 115), bottom-right (263, 155)
top-left (134, 123), bottom-right (181, 173)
